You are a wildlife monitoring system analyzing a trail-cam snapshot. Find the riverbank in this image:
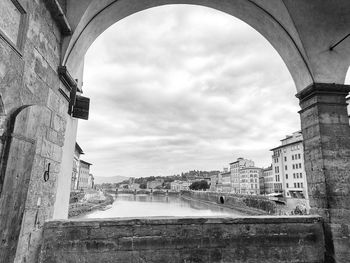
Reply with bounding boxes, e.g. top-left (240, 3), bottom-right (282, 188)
top-left (68, 190), bottom-right (114, 218)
